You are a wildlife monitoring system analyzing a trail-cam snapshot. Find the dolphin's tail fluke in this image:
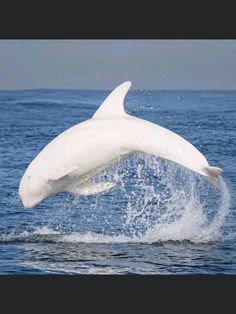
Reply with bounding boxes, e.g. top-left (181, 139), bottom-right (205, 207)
top-left (204, 166), bottom-right (223, 189)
